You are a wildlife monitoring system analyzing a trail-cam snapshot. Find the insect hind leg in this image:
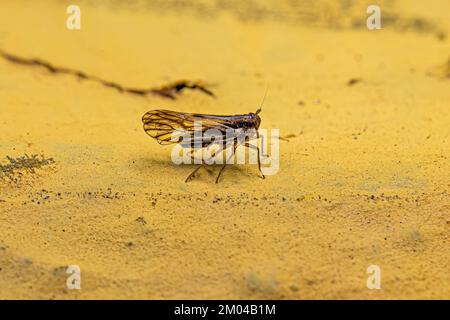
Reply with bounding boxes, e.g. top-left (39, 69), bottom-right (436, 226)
top-left (215, 142), bottom-right (238, 184)
top-left (185, 146), bottom-right (221, 182)
top-left (185, 148), bottom-right (205, 182)
top-left (185, 164), bottom-right (205, 182)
